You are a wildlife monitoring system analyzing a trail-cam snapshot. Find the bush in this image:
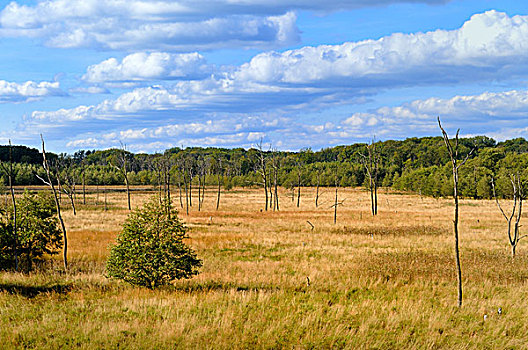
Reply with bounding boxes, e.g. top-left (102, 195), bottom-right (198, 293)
top-left (0, 191), bottom-right (62, 271)
top-left (106, 198), bottom-right (202, 288)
